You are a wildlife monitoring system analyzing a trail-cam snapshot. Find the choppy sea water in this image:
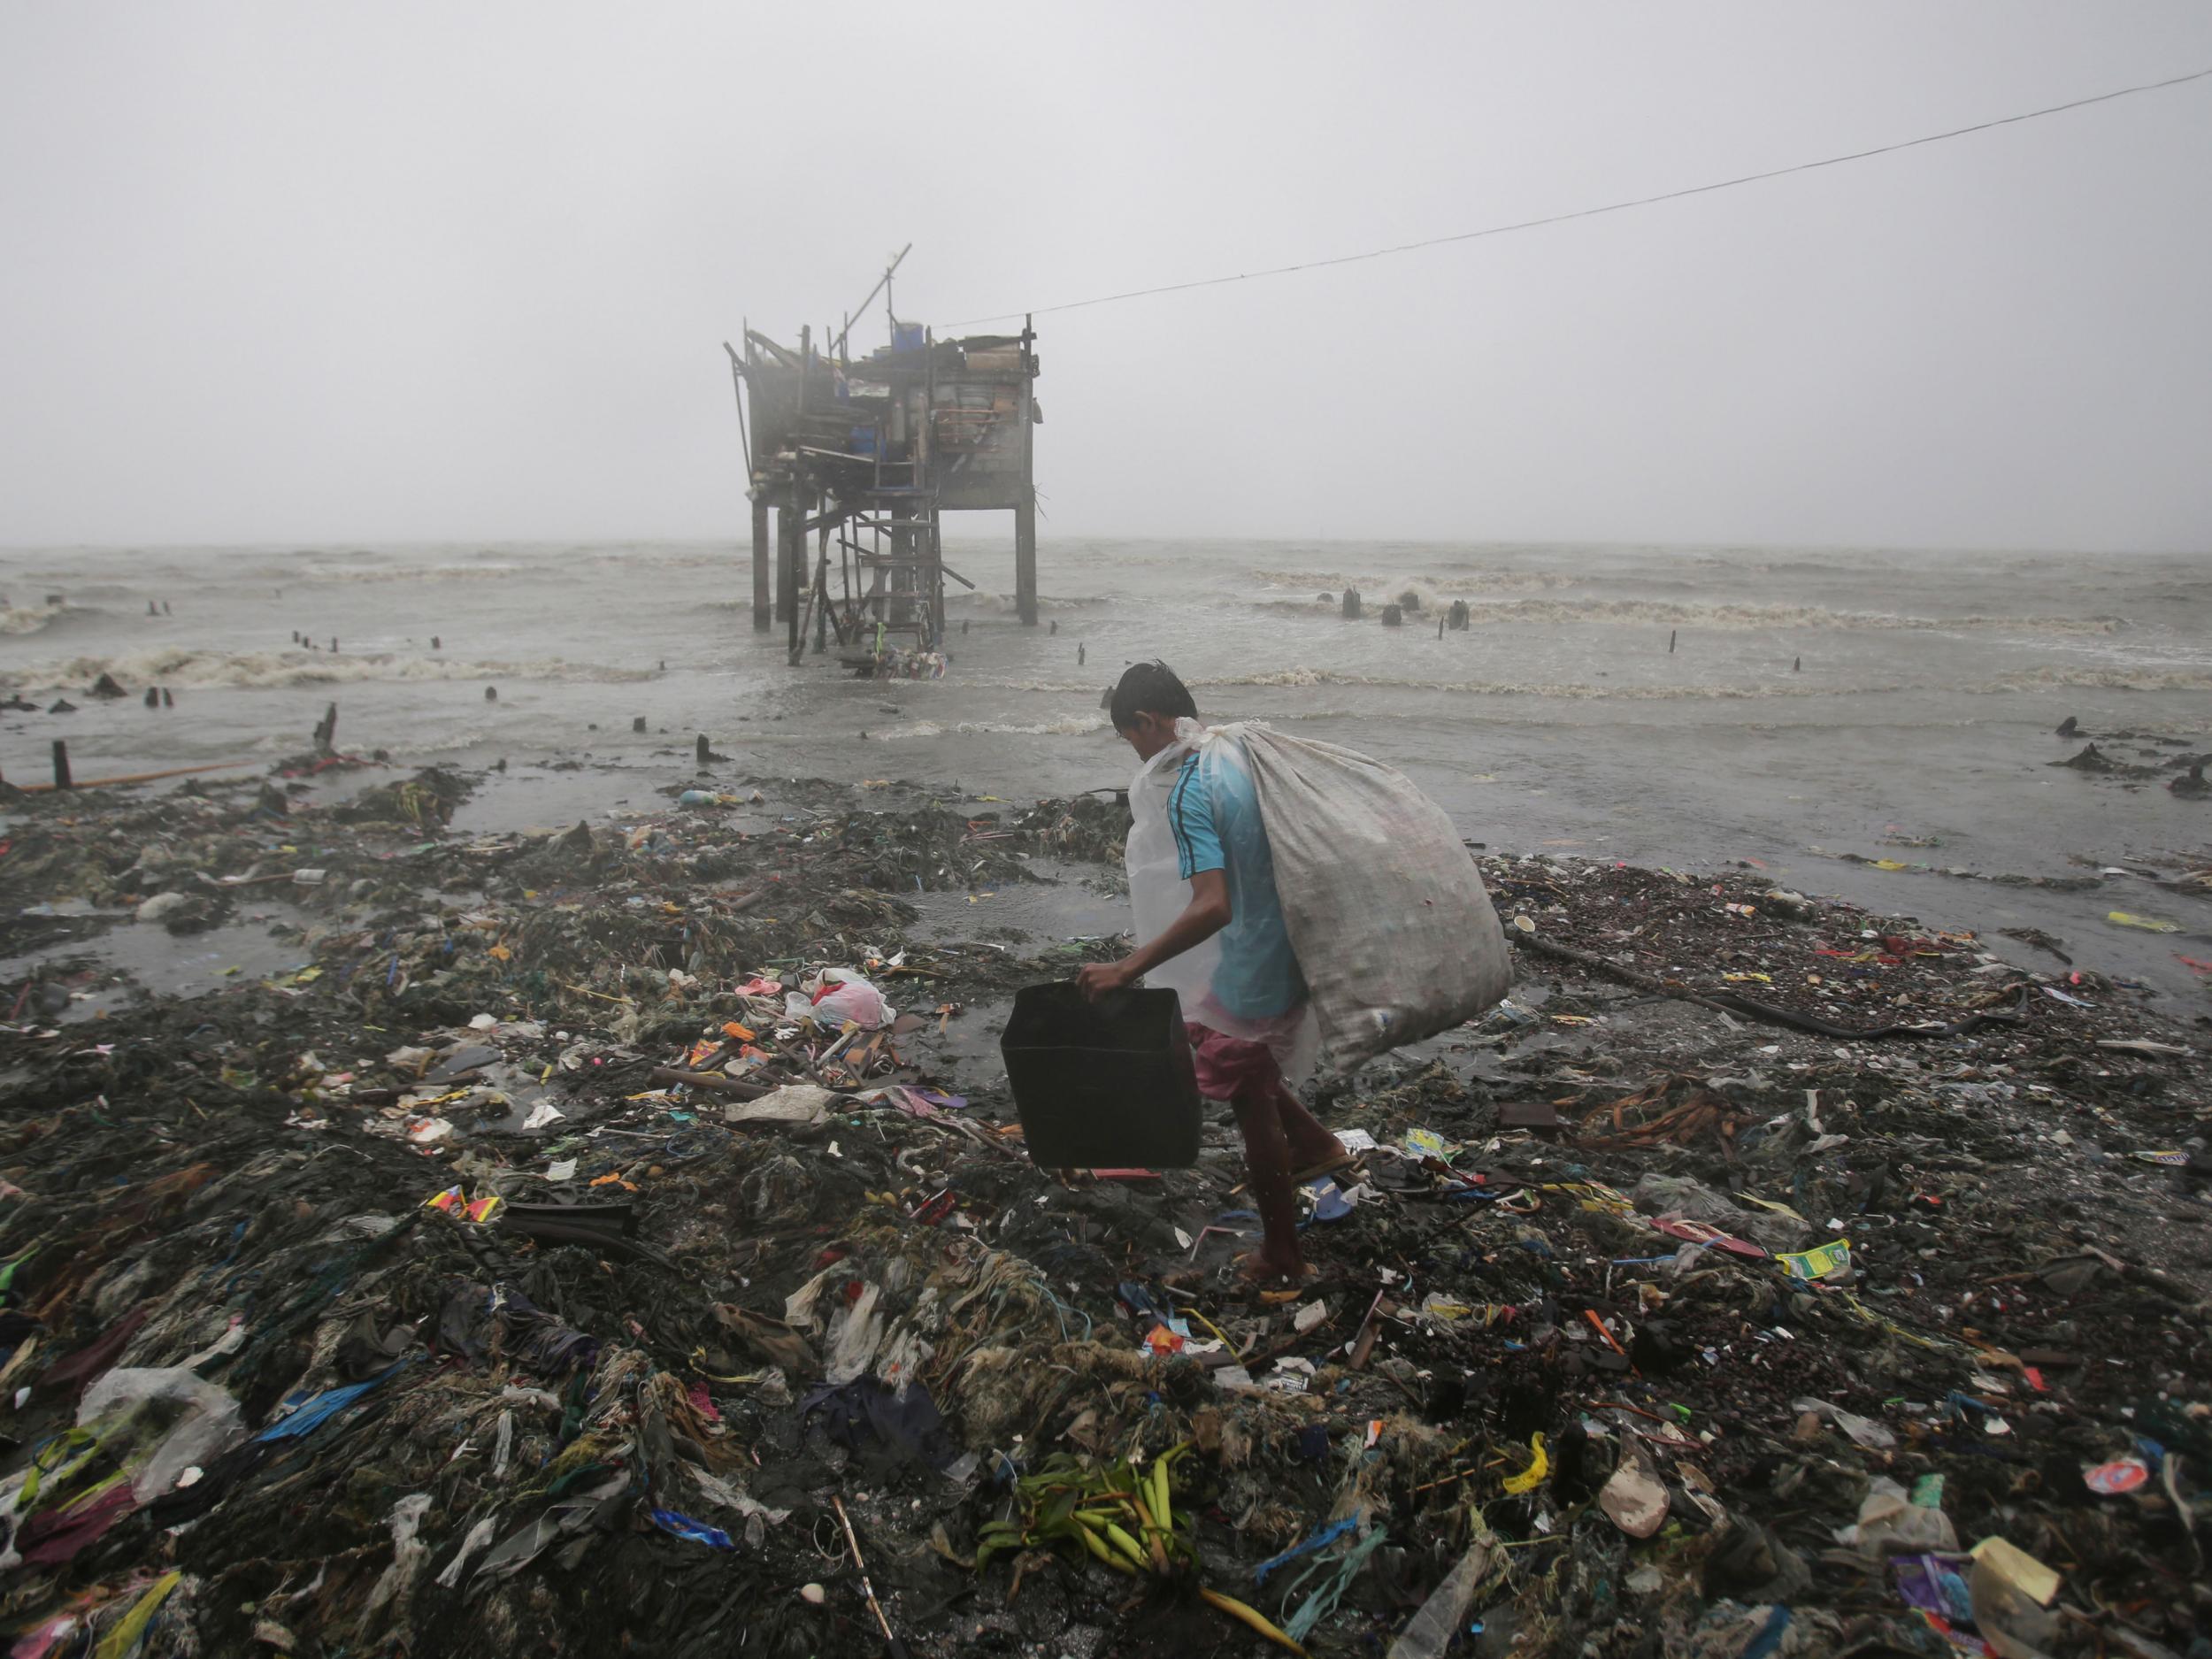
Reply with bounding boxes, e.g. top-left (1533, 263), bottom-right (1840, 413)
top-left (3, 537), bottom-right (2207, 1000)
